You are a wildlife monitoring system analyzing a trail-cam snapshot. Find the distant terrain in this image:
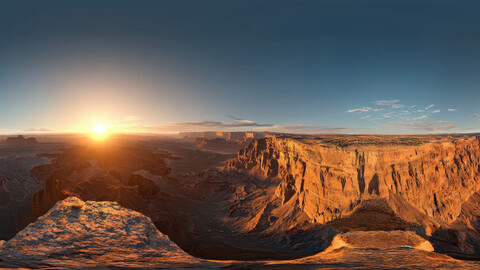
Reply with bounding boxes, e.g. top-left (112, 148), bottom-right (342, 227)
top-left (1, 132), bottom-right (480, 268)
